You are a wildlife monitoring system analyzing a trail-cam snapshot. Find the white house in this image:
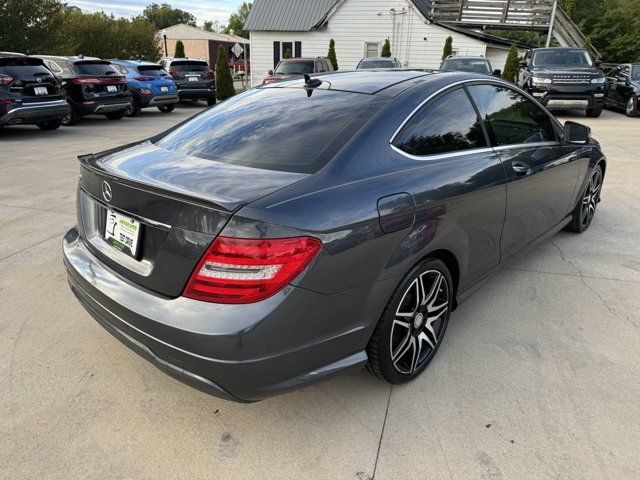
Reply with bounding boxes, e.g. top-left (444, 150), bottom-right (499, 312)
top-left (245, 0), bottom-right (530, 86)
